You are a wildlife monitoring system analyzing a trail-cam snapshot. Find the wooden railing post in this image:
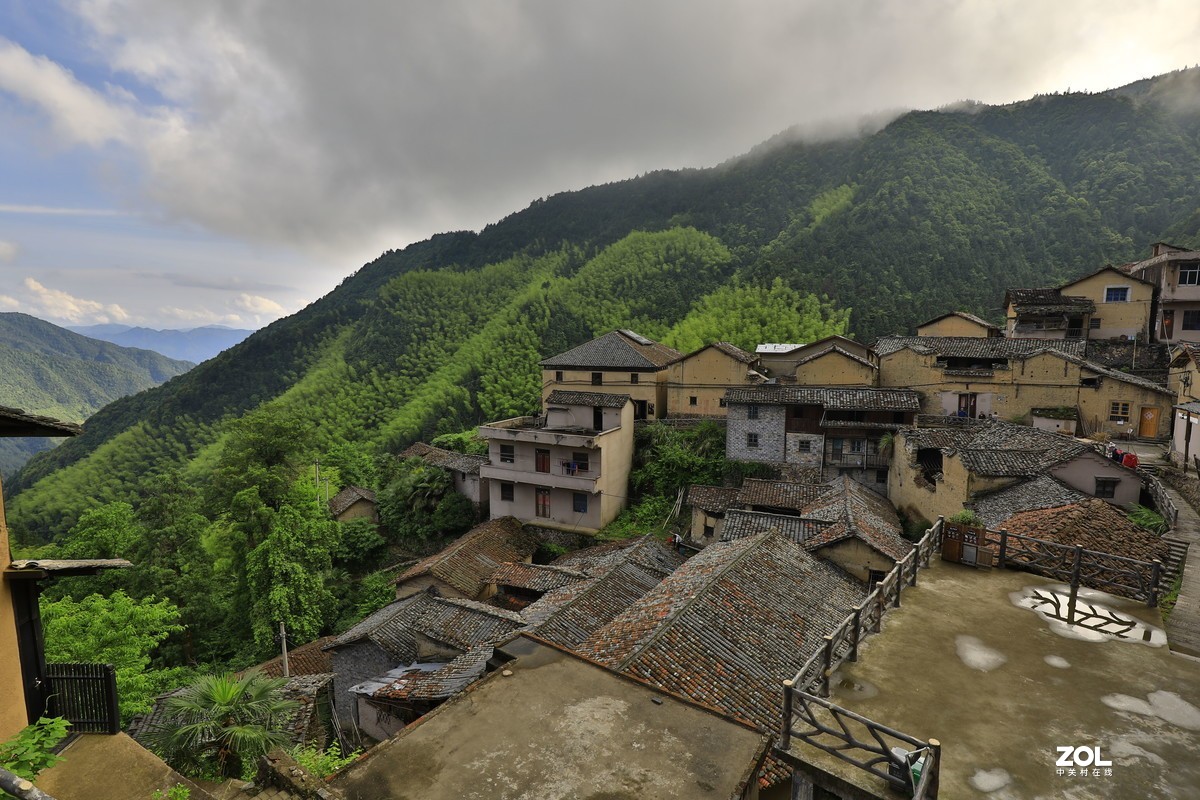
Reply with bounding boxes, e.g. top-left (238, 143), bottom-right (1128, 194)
top-left (103, 664), bottom-right (120, 734)
top-left (1149, 560), bottom-right (1163, 608)
top-left (821, 636), bottom-right (834, 697)
top-left (893, 570), bottom-right (903, 608)
top-left (1067, 544), bottom-right (1084, 624)
top-left (926, 738), bottom-right (941, 799)
top-left (875, 590), bottom-right (885, 633)
top-left (850, 606), bottom-right (863, 662)
top-left (780, 680), bottom-right (794, 751)
top-left (997, 529), bottom-right (1008, 569)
